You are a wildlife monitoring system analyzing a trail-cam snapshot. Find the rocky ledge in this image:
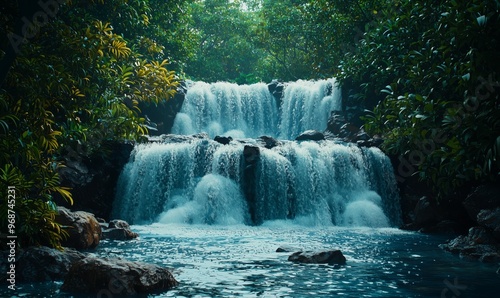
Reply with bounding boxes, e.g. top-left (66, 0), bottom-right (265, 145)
top-left (62, 257), bottom-right (178, 295)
